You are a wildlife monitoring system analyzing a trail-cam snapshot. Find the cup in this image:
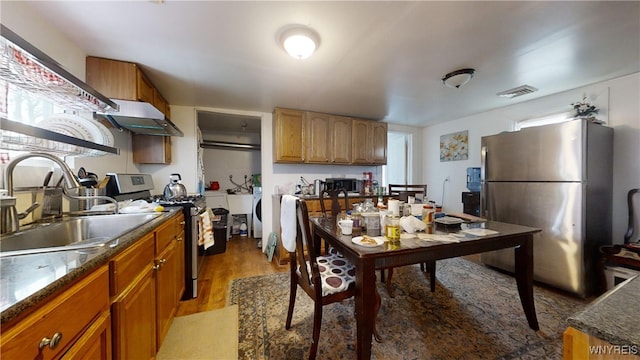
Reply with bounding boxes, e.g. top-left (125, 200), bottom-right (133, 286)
top-left (337, 219), bottom-right (354, 235)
